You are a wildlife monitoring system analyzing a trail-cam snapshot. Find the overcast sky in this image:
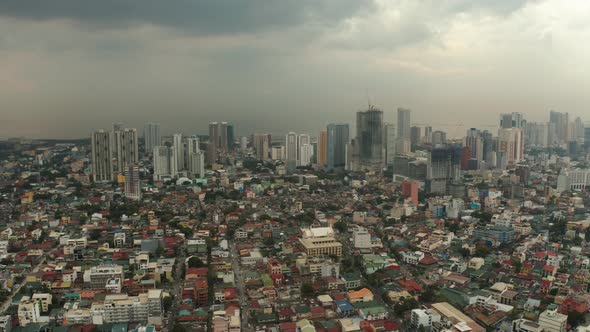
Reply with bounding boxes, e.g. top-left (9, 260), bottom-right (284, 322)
top-left (1, 0), bottom-right (589, 139)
